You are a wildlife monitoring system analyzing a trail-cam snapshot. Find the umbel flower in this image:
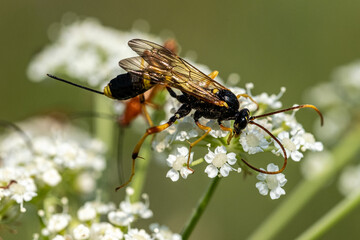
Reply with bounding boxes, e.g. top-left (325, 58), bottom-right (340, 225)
top-left (152, 80), bottom-right (323, 199)
top-left (25, 17), bottom-right (323, 200)
top-left (33, 188), bottom-right (181, 240)
top-left (0, 116), bottom-right (106, 212)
